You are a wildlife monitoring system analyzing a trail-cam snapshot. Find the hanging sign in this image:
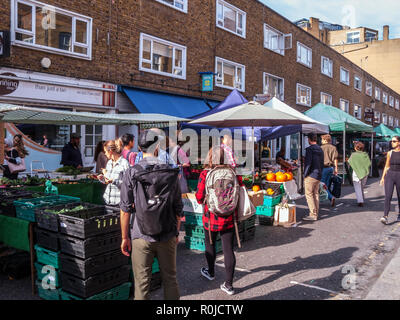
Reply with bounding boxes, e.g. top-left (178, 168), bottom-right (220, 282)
top-left (199, 72), bottom-right (214, 92)
top-left (0, 31), bottom-right (10, 58)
